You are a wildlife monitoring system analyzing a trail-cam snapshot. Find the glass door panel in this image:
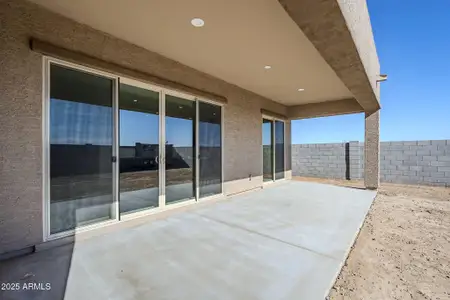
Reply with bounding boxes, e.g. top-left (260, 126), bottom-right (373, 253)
top-left (199, 102), bottom-right (222, 198)
top-left (119, 83), bottom-right (160, 215)
top-left (275, 120), bottom-right (285, 180)
top-left (49, 64), bottom-right (115, 234)
top-left (262, 119), bottom-right (274, 182)
top-left (165, 95), bottom-right (196, 204)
